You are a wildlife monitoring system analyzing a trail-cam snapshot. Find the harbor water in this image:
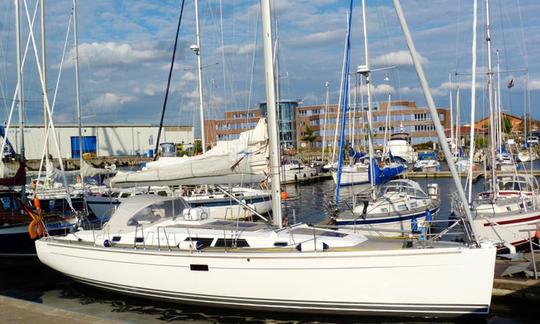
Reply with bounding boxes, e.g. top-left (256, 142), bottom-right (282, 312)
top-left (1, 174), bottom-right (540, 323)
